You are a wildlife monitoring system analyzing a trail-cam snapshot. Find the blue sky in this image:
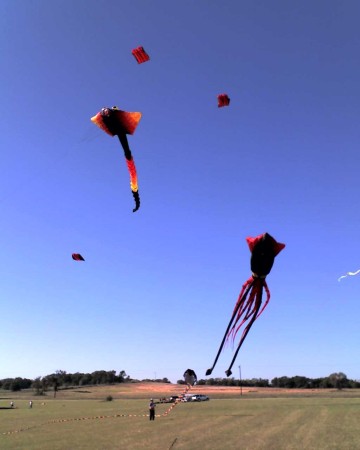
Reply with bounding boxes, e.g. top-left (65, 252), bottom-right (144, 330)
top-left (1, 0), bottom-right (359, 383)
